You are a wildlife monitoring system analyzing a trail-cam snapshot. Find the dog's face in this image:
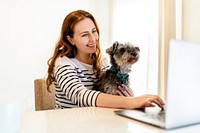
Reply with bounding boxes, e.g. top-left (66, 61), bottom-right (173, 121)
top-left (106, 41), bottom-right (140, 67)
